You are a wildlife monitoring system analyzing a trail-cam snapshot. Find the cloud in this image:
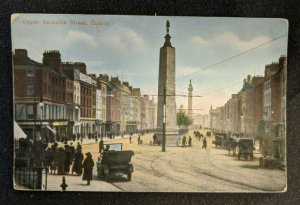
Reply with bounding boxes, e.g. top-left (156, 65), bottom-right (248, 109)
top-left (192, 32), bottom-right (271, 51)
top-left (176, 66), bottom-right (199, 76)
top-left (85, 60), bottom-right (103, 67)
top-left (63, 31), bottom-right (98, 47)
top-left (104, 29), bottom-right (145, 53)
